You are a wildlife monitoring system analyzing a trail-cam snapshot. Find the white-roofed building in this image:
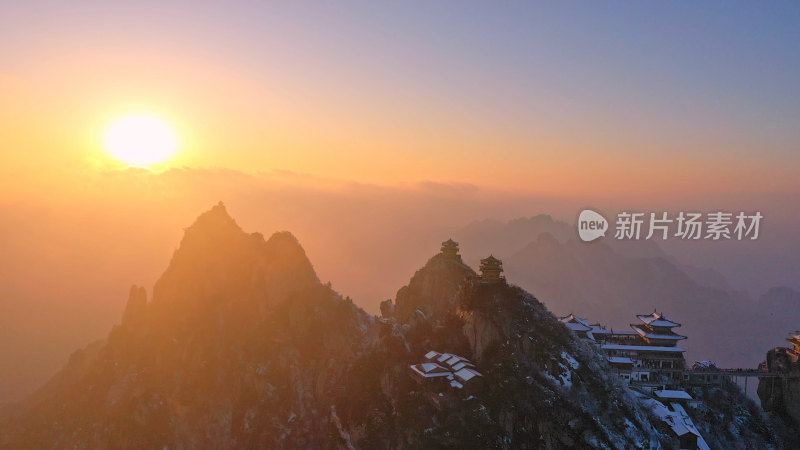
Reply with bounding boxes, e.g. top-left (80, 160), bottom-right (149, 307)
top-left (599, 311), bottom-right (688, 390)
top-left (454, 367), bottom-right (482, 384)
top-left (636, 311), bottom-right (681, 328)
top-left (653, 389), bottom-right (692, 401)
top-left (607, 356), bottom-right (635, 382)
top-left (640, 397), bottom-right (709, 450)
top-left (436, 353), bottom-right (454, 364)
top-left (630, 311), bottom-right (686, 347)
top-left (607, 328), bottom-right (640, 344)
top-left (559, 314), bottom-right (594, 341)
top-left (408, 363), bottom-right (452, 384)
top-left (445, 354), bottom-right (464, 367)
top-left (451, 361), bottom-right (475, 371)
top-left (424, 350), bottom-right (441, 361)
top-left (587, 324), bottom-right (612, 342)
top-left (602, 341), bottom-right (686, 389)
top-left (558, 311), bottom-right (688, 389)
top-left (409, 351), bottom-right (483, 395)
